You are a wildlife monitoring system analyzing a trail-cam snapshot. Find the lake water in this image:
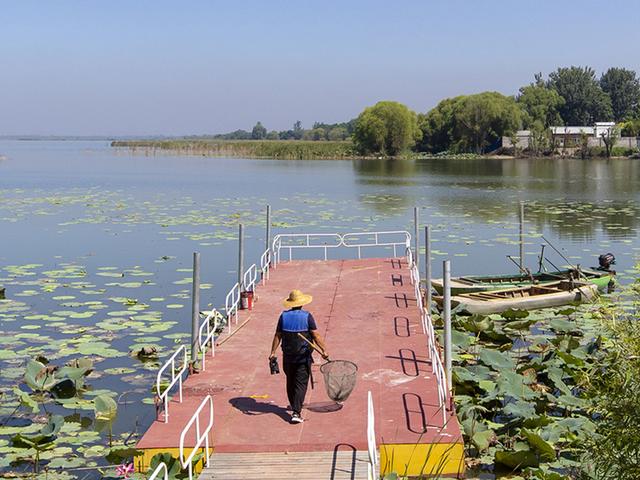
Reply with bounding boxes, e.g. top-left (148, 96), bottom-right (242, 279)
top-left (1, 140), bottom-right (639, 472)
